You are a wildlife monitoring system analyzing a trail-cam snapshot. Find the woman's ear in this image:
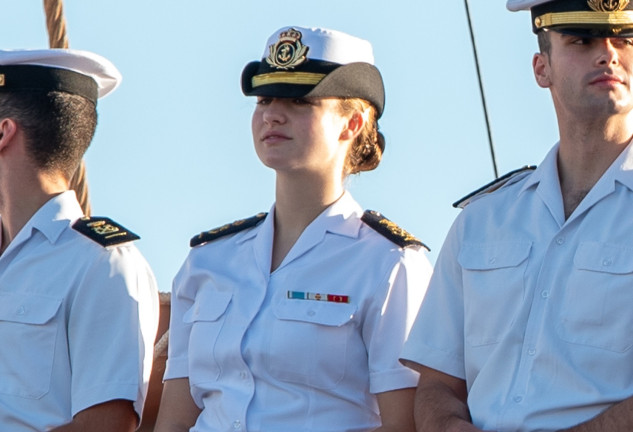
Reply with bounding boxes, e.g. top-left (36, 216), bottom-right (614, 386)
top-left (340, 111), bottom-right (364, 142)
